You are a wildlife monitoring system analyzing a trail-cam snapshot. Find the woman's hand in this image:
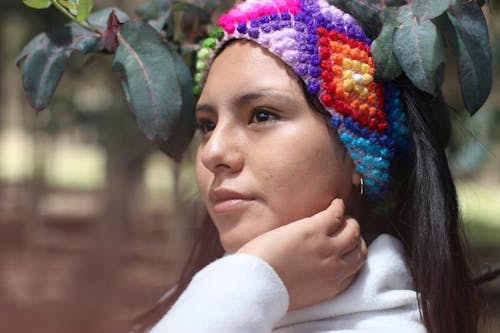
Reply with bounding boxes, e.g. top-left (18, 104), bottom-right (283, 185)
top-left (237, 198), bottom-right (367, 311)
